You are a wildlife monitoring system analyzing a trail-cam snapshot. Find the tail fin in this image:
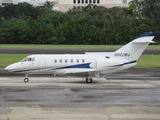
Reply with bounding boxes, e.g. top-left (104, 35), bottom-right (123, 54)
top-left (114, 32), bottom-right (157, 61)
